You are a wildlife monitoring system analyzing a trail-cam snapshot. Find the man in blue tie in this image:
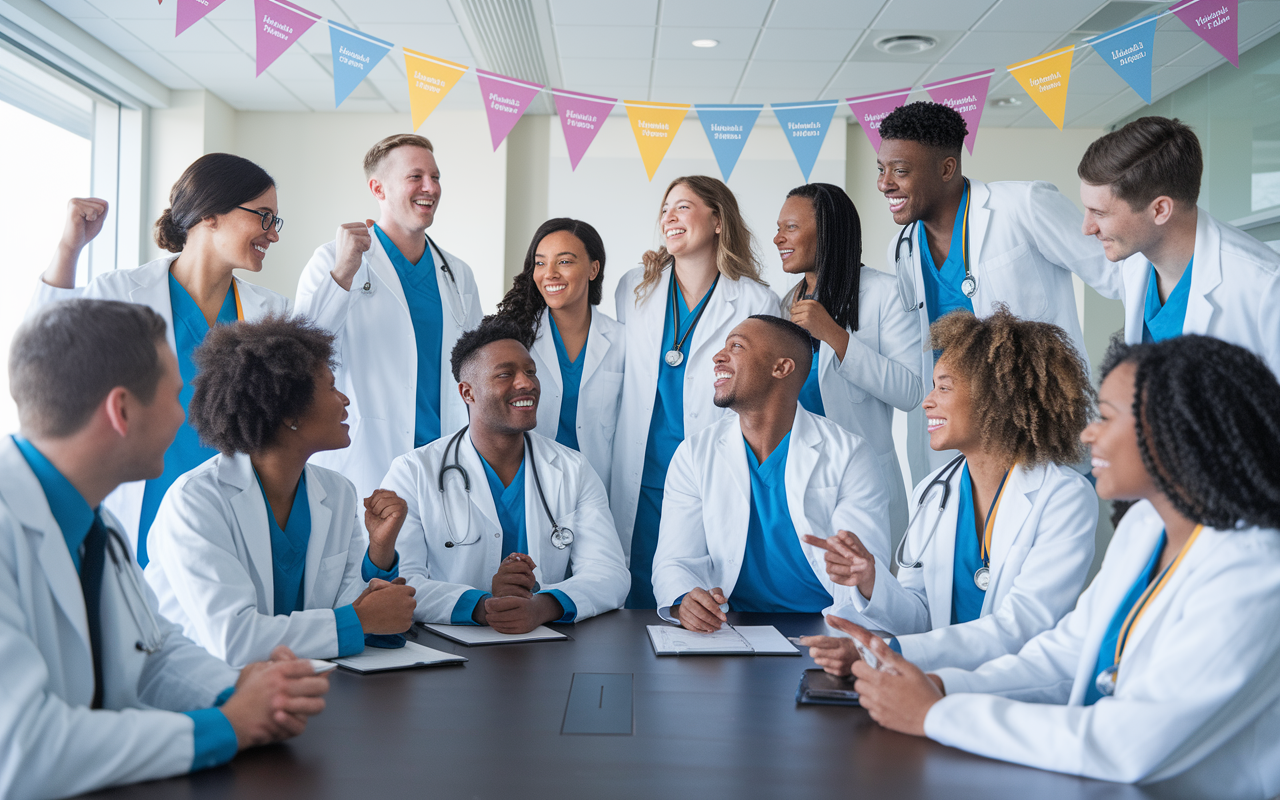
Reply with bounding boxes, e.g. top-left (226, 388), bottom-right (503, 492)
top-left (650, 315), bottom-right (891, 630)
top-left (1078, 116), bottom-right (1280, 375)
top-left (0, 299), bottom-right (331, 800)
